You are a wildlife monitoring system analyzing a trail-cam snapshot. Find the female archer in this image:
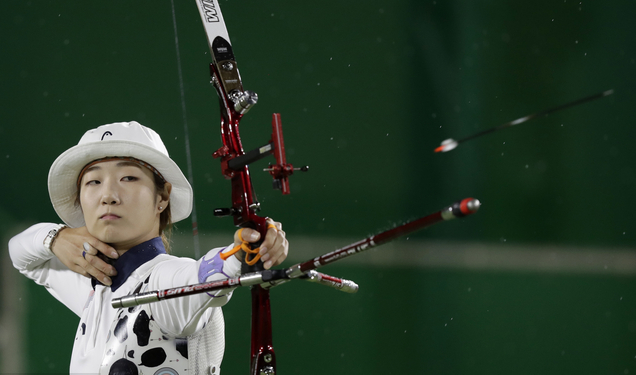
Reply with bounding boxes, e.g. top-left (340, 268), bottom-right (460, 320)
top-left (8, 121), bottom-right (288, 374)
